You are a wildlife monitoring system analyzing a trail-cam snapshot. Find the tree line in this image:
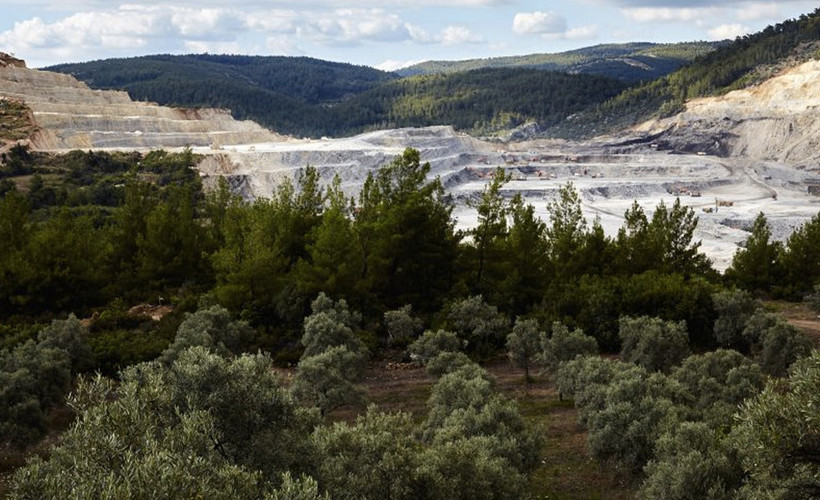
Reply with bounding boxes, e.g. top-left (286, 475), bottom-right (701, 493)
top-left (2, 147), bottom-right (819, 359)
